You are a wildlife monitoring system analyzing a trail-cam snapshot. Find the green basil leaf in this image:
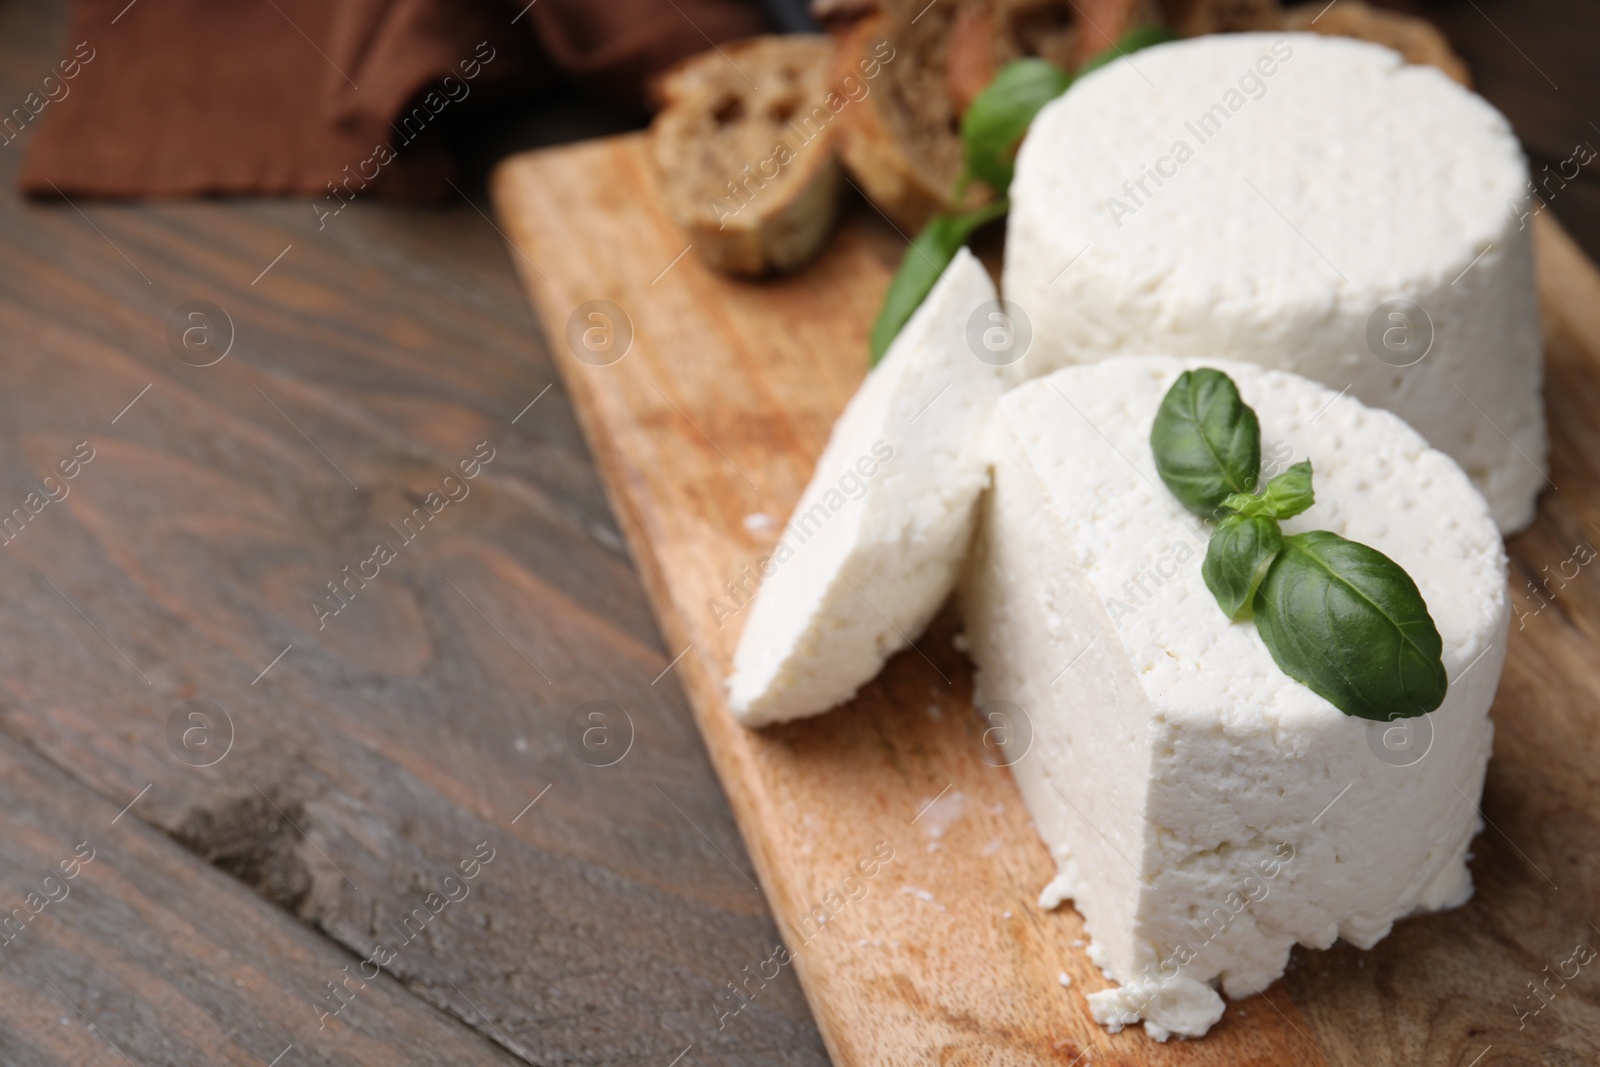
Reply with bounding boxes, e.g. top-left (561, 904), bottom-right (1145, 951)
top-left (1150, 368), bottom-right (1261, 517)
top-left (1252, 530), bottom-right (1448, 720)
top-left (868, 199), bottom-right (1008, 366)
top-left (1257, 460), bottom-right (1315, 519)
top-left (1203, 514), bottom-right (1283, 621)
top-left (1224, 460), bottom-right (1315, 521)
top-left (1077, 24), bottom-right (1180, 78)
top-left (960, 59), bottom-right (1073, 195)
